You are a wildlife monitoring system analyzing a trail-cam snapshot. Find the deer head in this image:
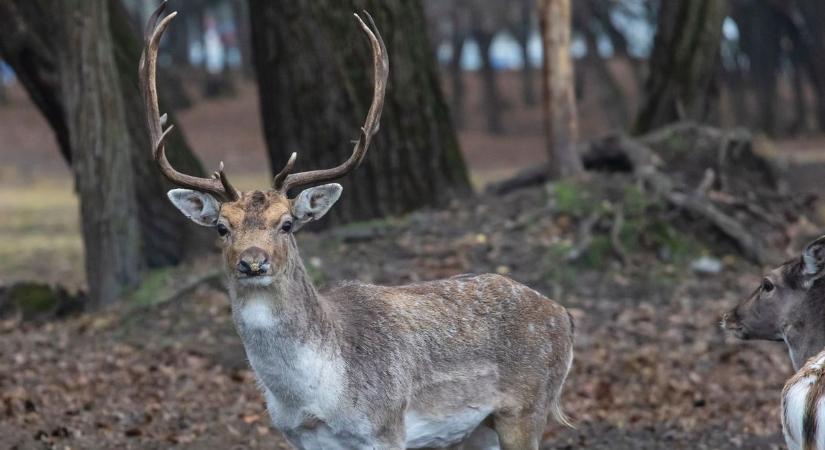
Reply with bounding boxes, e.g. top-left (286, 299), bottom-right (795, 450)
top-left (722, 236), bottom-right (825, 369)
top-left (139, 2), bottom-right (388, 286)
